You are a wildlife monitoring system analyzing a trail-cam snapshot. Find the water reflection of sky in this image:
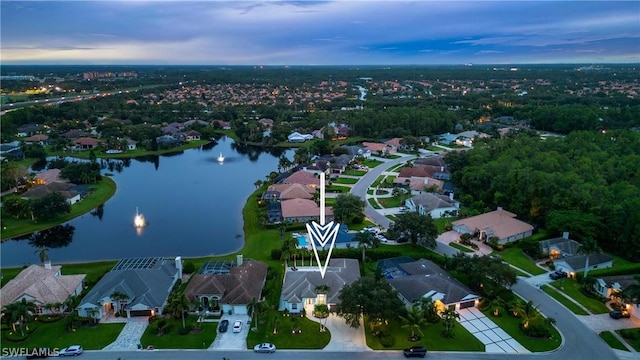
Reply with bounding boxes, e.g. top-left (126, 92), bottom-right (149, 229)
top-left (1, 137), bottom-right (292, 267)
